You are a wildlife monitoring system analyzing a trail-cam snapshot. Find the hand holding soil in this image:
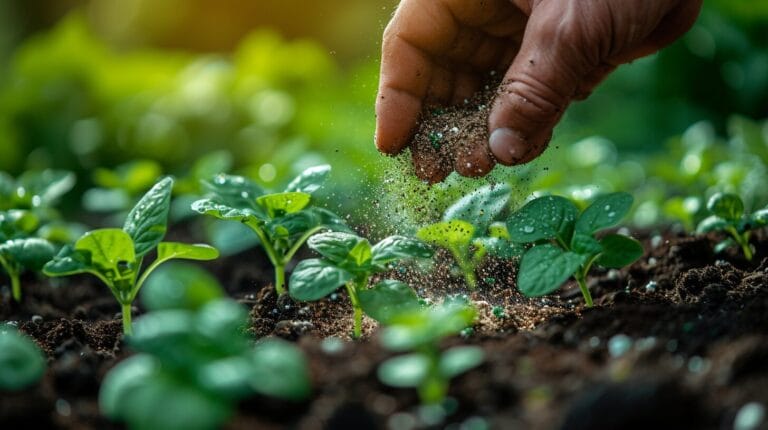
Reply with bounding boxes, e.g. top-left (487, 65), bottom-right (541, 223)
top-left (375, 0), bottom-right (703, 183)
